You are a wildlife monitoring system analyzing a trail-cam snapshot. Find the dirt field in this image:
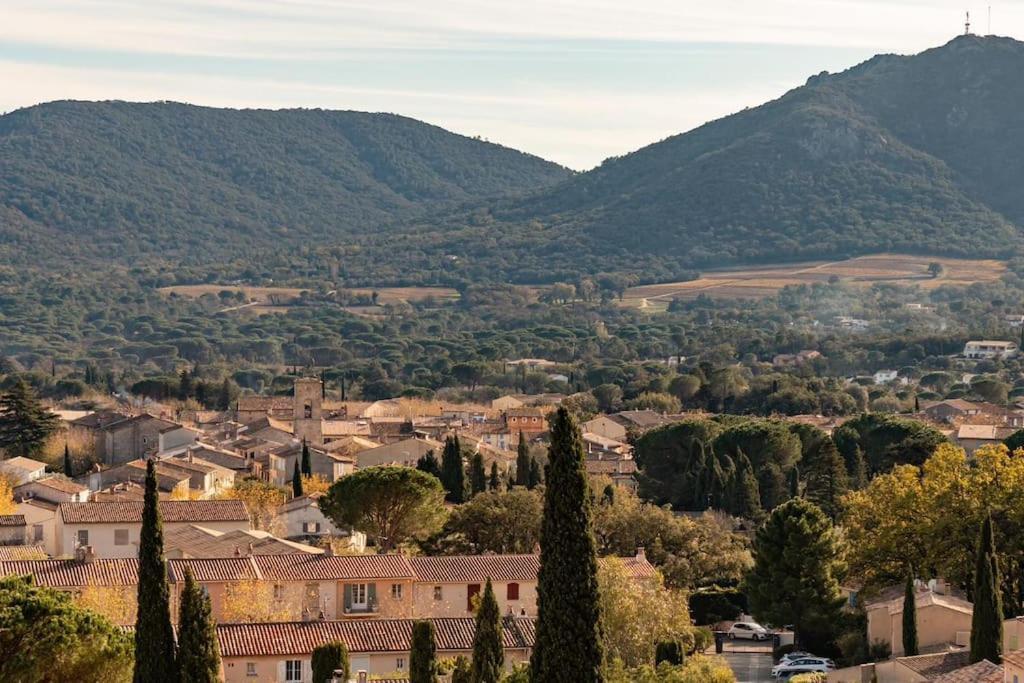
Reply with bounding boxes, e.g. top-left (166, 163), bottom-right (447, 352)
top-left (159, 284), bottom-right (460, 307)
top-left (622, 254), bottom-right (1006, 309)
